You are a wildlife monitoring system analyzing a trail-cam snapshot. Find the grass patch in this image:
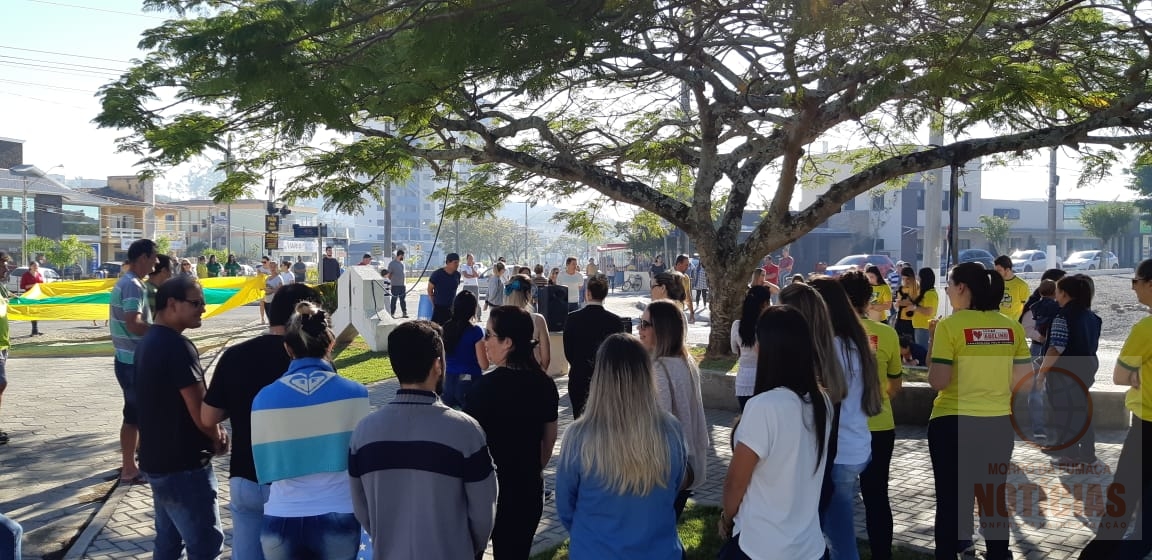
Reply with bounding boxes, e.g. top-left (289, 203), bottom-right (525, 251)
top-left (531, 505), bottom-right (931, 559)
top-left (331, 337), bottom-right (395, 385)
top-left (689, 346), bottom-right (738, 373)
